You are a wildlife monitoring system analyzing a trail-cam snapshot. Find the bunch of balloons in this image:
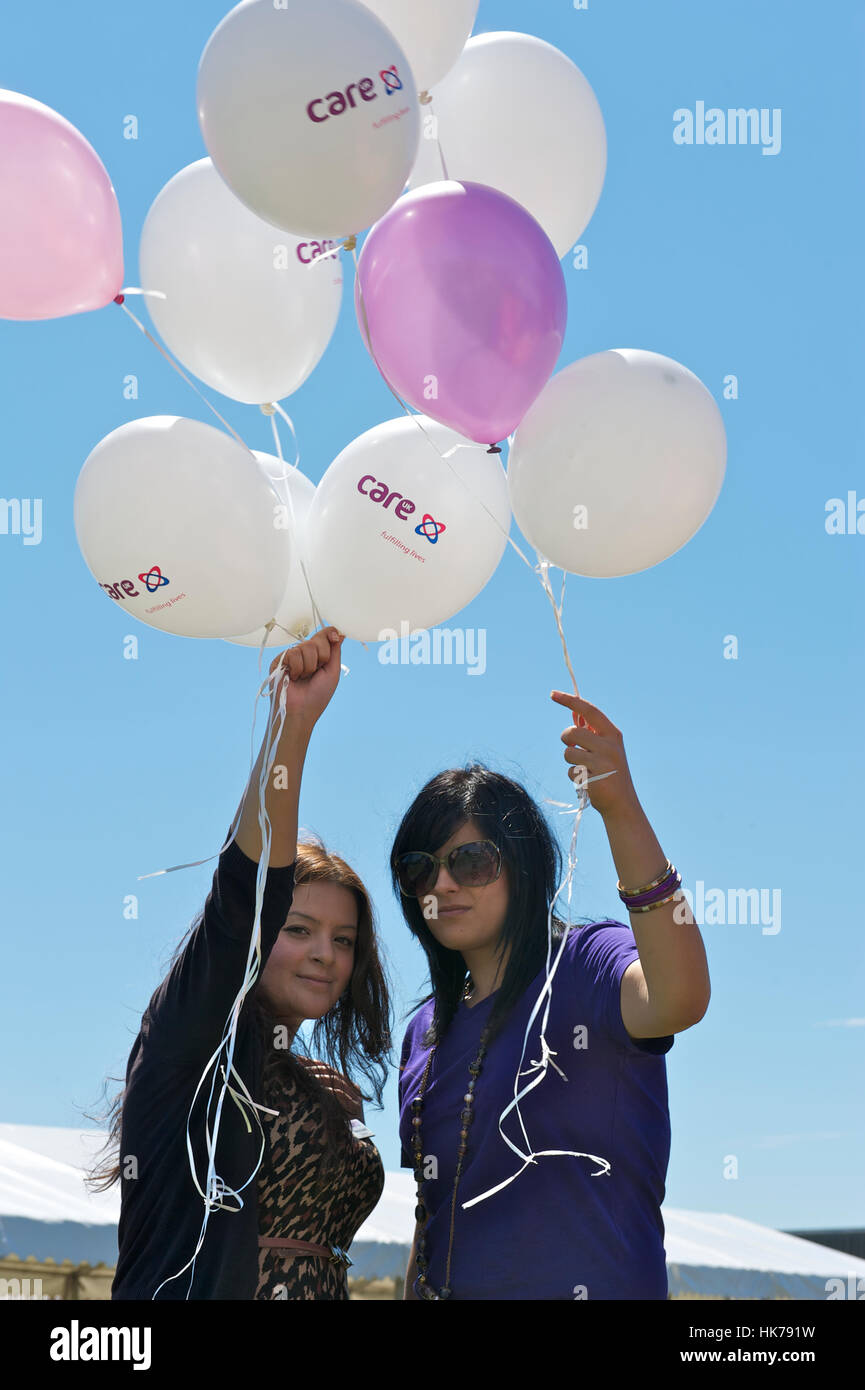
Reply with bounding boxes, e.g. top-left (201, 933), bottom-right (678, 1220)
top-left (1, 0), bottom-right (726, 648)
